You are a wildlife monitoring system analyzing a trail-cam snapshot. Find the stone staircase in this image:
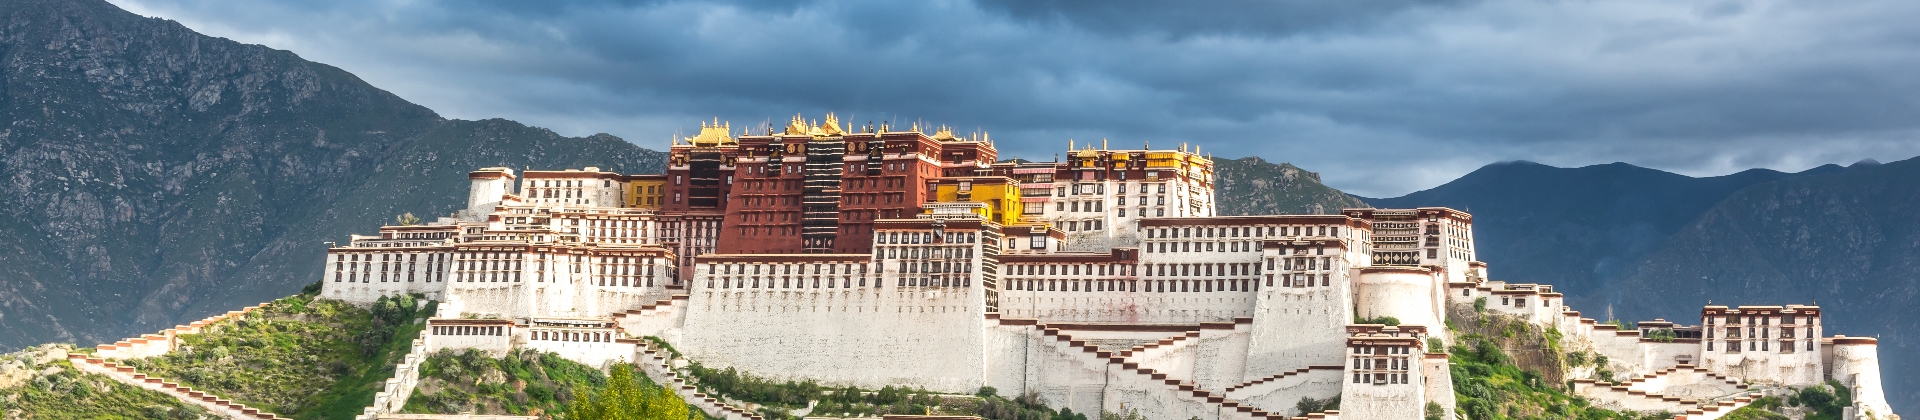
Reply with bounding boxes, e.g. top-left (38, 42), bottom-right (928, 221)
top-left (68, 354), bottom-right (288, 419)
top-left (1573, 365), bottom-right (1767, 418)
top-left (1673, 391), bottom-right (1769, 420)
top-left (614, 294), bottom-right (689, 338)
top-left (93, 303), bottom-right (271, 359)
top-left (1017, 320), bottom-right (1340, 420)
top-left (1222, 366), bottom-right (1345, 395)
top-left (632, 340), bottom-right (766, 420)
top-left (1616, 365), bottom-right (1749, 398)
top-left (355, 337), bottom-right (431, 420)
